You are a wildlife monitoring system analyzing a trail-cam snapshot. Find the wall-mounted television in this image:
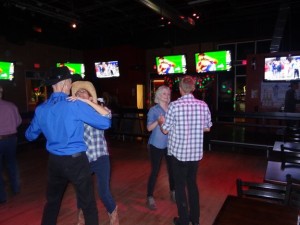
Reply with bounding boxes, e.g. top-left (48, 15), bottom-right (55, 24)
top-left (195, 50), bottom-right (231, 73)
top-left (155, 55), bottom-right (187, 75)
top-left (95, 61), bottom-right (120, 78)
top-left (57, 62), bottom-right (85, 78)
top-left (0, 61), bottom-right (14, 81)
top-left (264, 55), bottom-right (300, 81)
